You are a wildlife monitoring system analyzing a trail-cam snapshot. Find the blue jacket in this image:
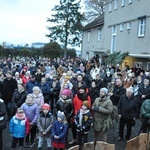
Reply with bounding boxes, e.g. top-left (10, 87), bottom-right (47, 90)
top-left (10, 116), bottom-right (27, 138)
top-left (51, 120), bottom-right (68, 144)
top-left (26, 80), bottom-right (38, 94)
top-left (39, 83), bottom-right (51, 95)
